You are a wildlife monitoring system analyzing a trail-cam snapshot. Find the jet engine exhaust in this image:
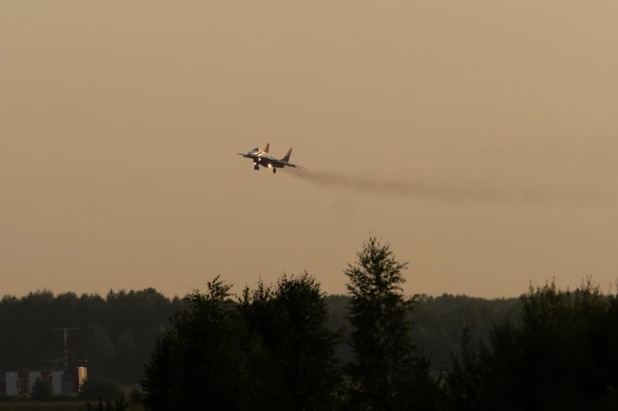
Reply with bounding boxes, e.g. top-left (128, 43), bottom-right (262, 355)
top-left (285, 168), bottom-right (614, 206)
